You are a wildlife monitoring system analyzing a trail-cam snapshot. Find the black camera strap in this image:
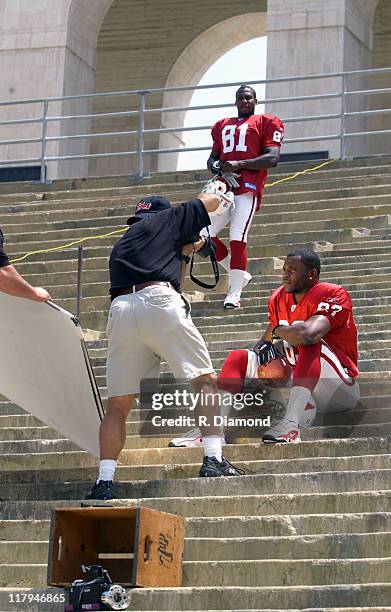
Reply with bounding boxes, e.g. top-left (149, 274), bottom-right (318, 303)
top-left (189, 229), bottom-right (220, 289)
